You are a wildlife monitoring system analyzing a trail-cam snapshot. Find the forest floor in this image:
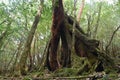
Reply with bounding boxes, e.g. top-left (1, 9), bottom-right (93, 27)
top-left (0, 69), bottom-right (120, 80)
top-left (0, 56), bottom-right (120, 80)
